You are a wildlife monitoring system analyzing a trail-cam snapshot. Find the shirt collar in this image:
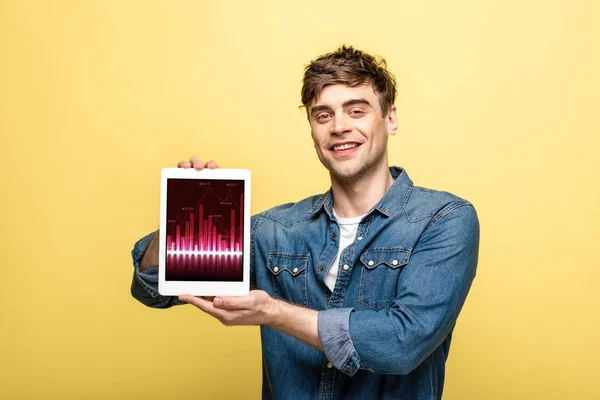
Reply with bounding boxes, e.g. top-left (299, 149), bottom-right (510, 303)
top-left (309, 166), bottom-right (413, 219)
